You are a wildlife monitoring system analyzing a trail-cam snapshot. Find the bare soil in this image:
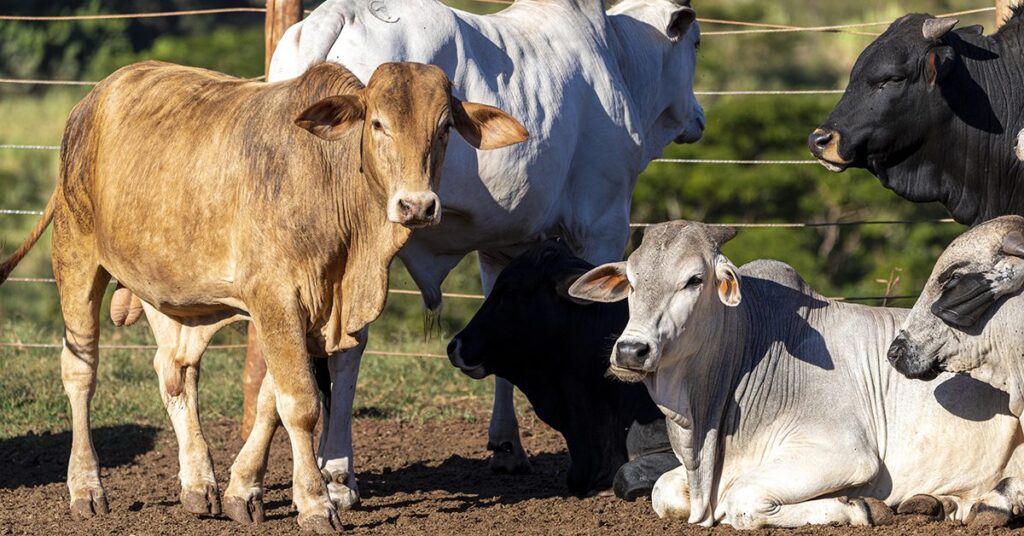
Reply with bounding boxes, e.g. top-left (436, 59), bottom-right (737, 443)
top-left (0, 413), bottom-right (1017, 535)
